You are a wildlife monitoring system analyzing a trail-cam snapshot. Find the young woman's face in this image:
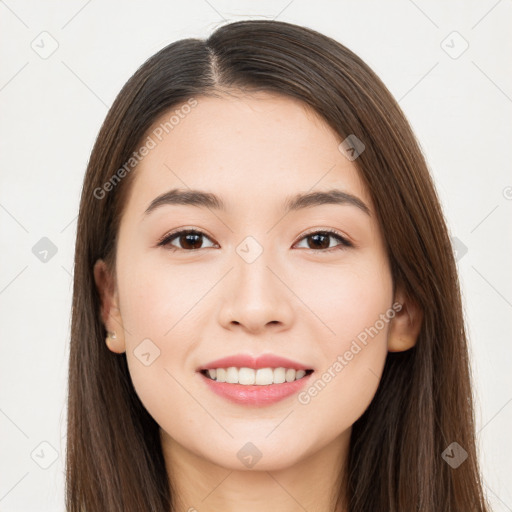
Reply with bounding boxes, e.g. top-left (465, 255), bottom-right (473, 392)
top-left (99, 91), bottom-right (398, 471)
